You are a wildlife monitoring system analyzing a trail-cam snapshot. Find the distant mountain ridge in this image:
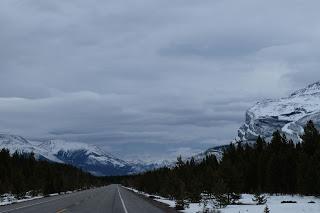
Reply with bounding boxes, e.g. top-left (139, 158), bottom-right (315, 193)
top-left (0, 134), bottom-right (163, 176)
